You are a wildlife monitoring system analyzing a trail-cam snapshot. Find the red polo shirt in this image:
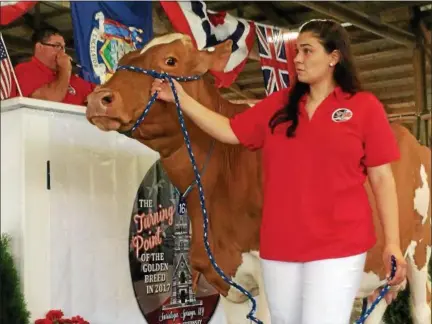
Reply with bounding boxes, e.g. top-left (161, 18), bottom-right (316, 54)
top-left (15, 57), bottom-right (95, 106)
top-left (230, 86), bottom-right (400, 262)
